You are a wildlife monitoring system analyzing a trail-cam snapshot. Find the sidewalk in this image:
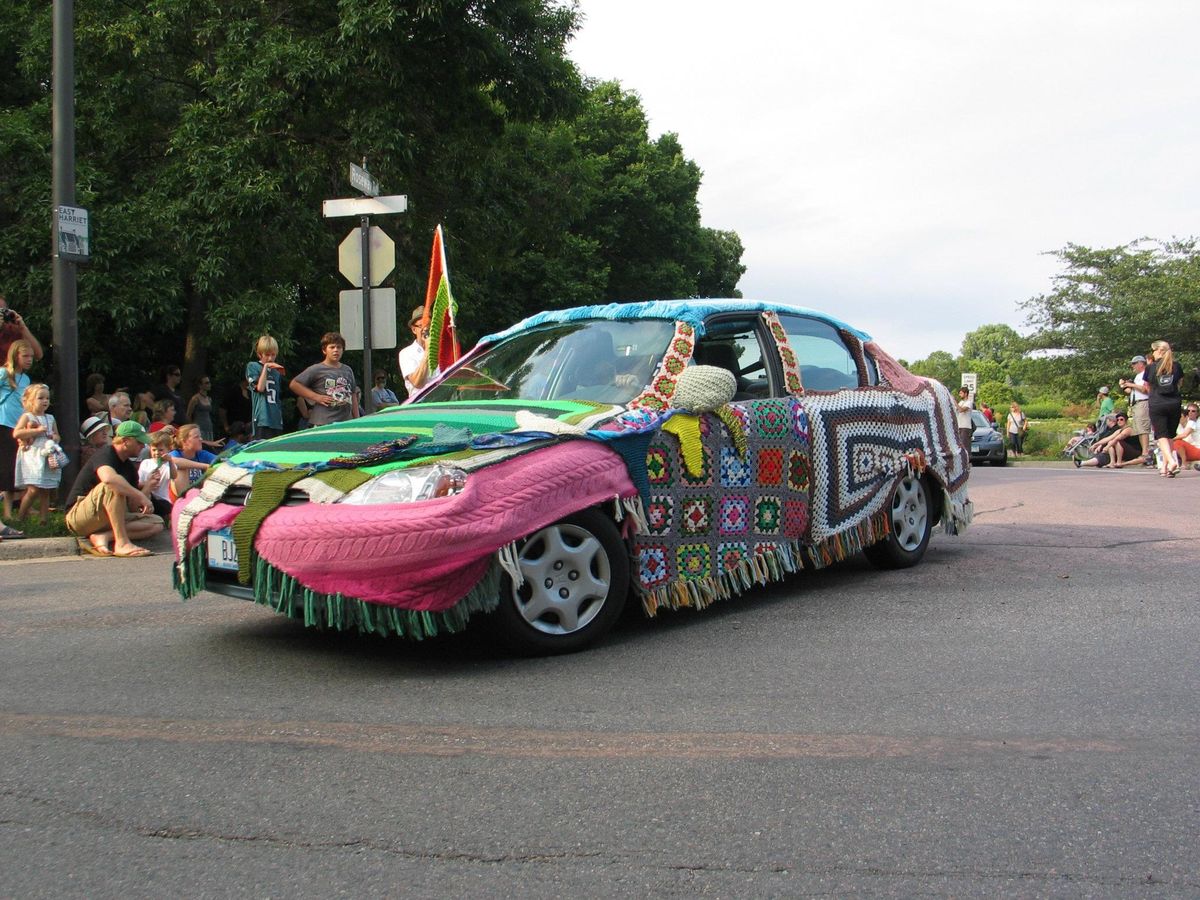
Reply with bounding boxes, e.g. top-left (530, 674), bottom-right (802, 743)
top-left (0, 528), bottom-right (173, 563)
